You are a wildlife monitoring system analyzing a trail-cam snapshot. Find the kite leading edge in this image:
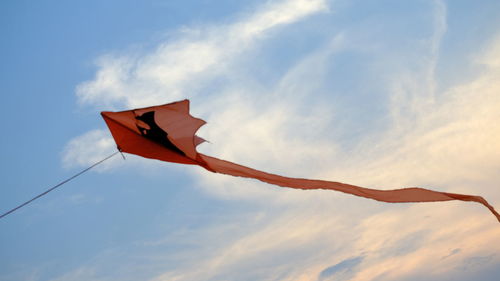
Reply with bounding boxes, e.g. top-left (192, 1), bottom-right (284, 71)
top-left (101, 99), bottom-right (500, 223)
